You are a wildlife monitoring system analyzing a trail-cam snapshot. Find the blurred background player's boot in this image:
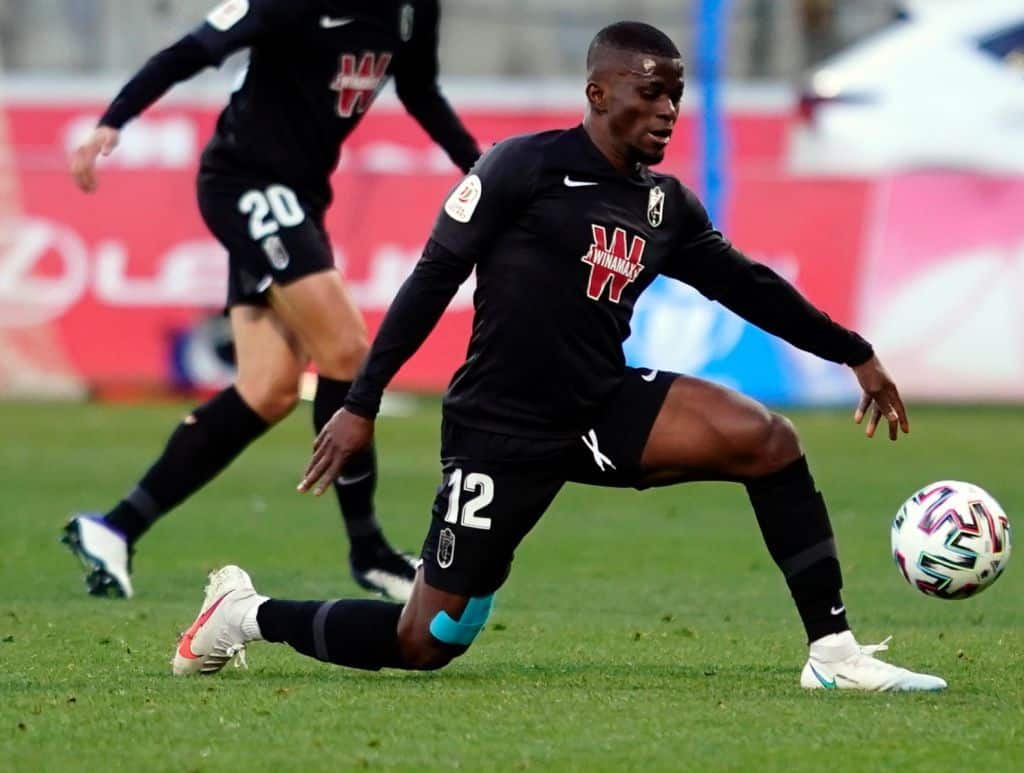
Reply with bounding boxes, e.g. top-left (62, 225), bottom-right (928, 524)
top-left (349, 538), bottom-right (419, 602)
top-left (61, 514), bottom-right (134, 598)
